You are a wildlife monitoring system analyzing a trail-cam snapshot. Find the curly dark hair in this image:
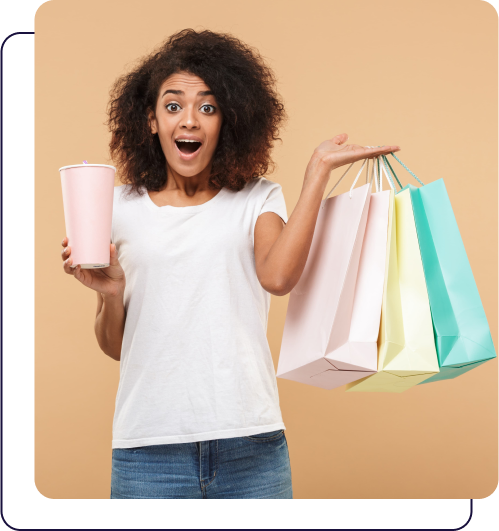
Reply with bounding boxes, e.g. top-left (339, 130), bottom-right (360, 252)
top-left (106, 28), bottom-right (287, 198)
